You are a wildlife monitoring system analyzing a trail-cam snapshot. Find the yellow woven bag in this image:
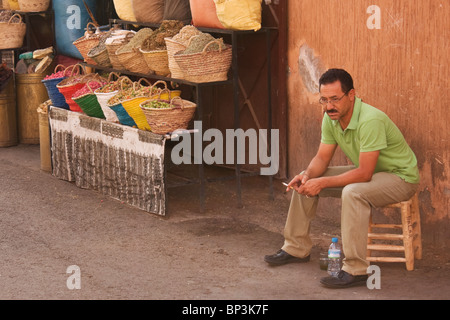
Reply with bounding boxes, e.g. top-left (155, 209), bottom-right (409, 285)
top-left (121, 96), bottom-right (152, 131)
top-left (120, 79), bottom-right (164, 131)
